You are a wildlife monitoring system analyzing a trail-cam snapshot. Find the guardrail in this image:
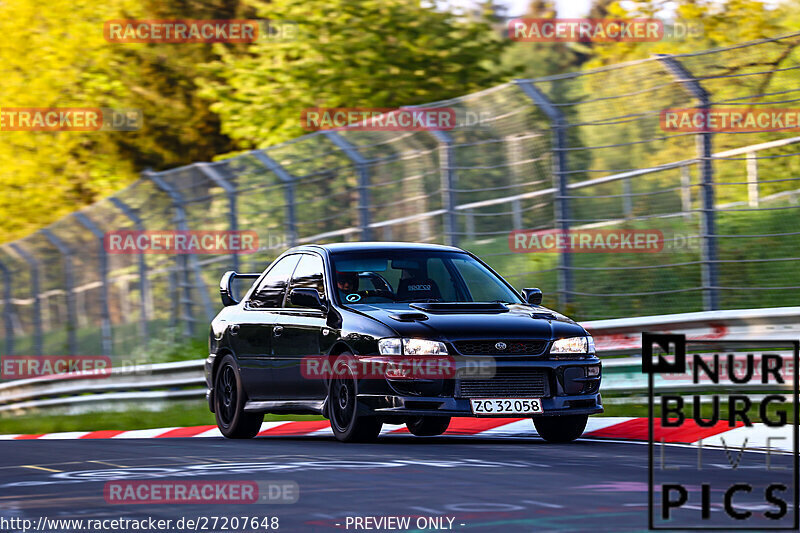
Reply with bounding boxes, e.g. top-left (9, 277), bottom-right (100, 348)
top-left (1, 306), bottom-right (797, 414)
top-left (0, 360), bottom-right (205, 414)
